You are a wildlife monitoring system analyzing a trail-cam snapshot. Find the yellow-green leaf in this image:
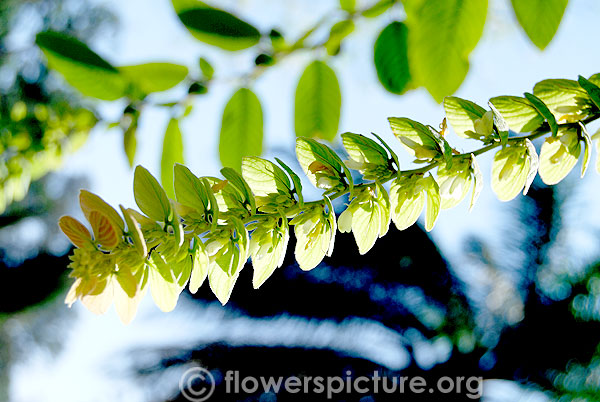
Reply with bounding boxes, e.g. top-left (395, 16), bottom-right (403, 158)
top-left (189, 241), bottom-right (209, 294)
top-left (406, 0), bottom-right (487, 102)
top-left (242, 157), bottom-right (290, 197)
top-left (58, 216), bottom-right (93, 249)
top-left (250, 218), bottom-right (289, 288)
top-left (161, 118), bottom-right (185, 199)
top-left (36, 31), bottom-right (127, 100)
top-left (533, 79), bottom-right (594, 124)
top-left (388, 117), bottom-right (441, 160)
top-left (79, 190), bottom-right (125, 232)
top-left (295, 61), bottom-right (341, 141)
top-left (133, 165), bottom-right (172, 222)
top-left (510, 0), bottom-right (568, 50)
top-left (443, 96), bottom-right (487, 138)
top-left (149, 264), bottom-right (182, 312)
top-left (208, 260), bottom-right (241, 305)
top-left (423, 175), bottom-right (440, 232)
top-left (174, 164), bottom-right (208, 213)
top-left (489, 96), bottom-right (544, 133)
top-left (390, 176), bottom-right (425, 230)
top-left (119, 63), bottom-right (188, 95)
top-left (219, 88), bottom-right (263, 171)
top-left (491, 145), bottom-right (530, 201)
top-left (538, 128), bottom-right (581, 185)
